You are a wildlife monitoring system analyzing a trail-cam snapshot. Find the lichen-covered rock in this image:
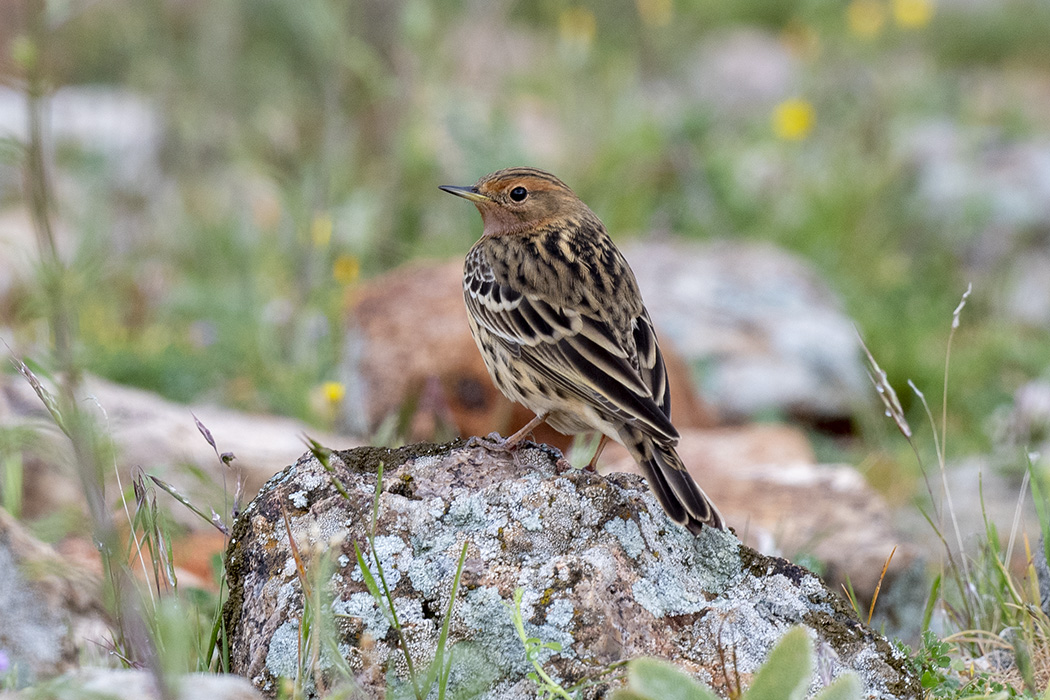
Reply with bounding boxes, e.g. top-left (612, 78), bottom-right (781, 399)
top-left (601, 424), bottom-right (915, 603)
top-left (222, 441), bottom-right (919, 698)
